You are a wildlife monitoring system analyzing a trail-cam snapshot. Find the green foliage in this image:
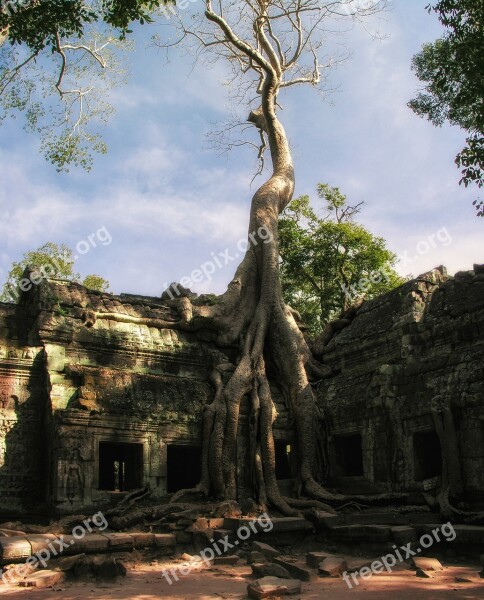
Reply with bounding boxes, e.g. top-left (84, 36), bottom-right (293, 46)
top-left (82, 273), bottom-right (110, 292)
top-left (473, 199), bottom-right (484, 217)
top-left (279, 184), bottom-right (405, 335)
top-left (0, 1), bottom-right (170, 170)
top-left (408, 0), bottom-right (484, 190)
top-left (0, 1), bottom-right (168, 50)
top-left (0, 241), bottom-right (110, 302)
